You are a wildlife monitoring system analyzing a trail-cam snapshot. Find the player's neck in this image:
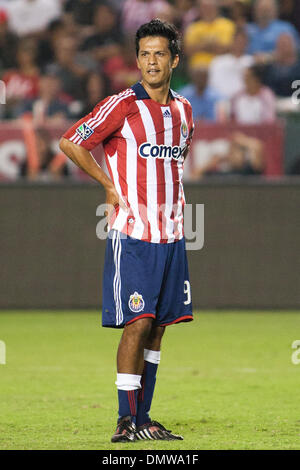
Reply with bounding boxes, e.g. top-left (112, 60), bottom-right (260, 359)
top-left (141, 80), bottom-right (171, 105)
